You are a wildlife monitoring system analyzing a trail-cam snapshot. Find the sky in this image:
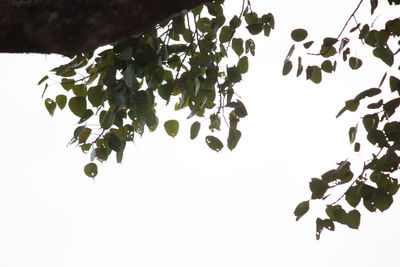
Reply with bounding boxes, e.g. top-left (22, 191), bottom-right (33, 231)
top-left (1, 0), bottom-right (400, 266)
